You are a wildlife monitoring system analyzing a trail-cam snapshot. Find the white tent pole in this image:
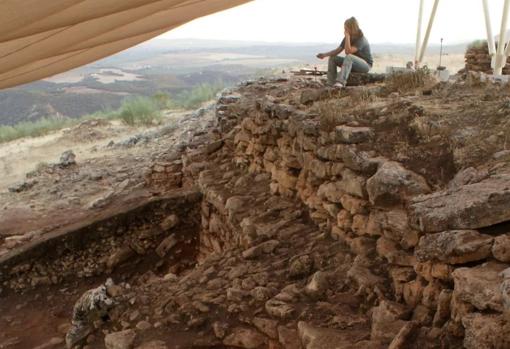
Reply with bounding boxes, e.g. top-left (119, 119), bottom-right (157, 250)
top-left (418, 0), bottom-right (440, 64)
top-left (495, 0), bottom-right (510, 75)
top-left (415, 0), bottom-right (425, 66)
top-left (482, 0), bottom-right (496, 56)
